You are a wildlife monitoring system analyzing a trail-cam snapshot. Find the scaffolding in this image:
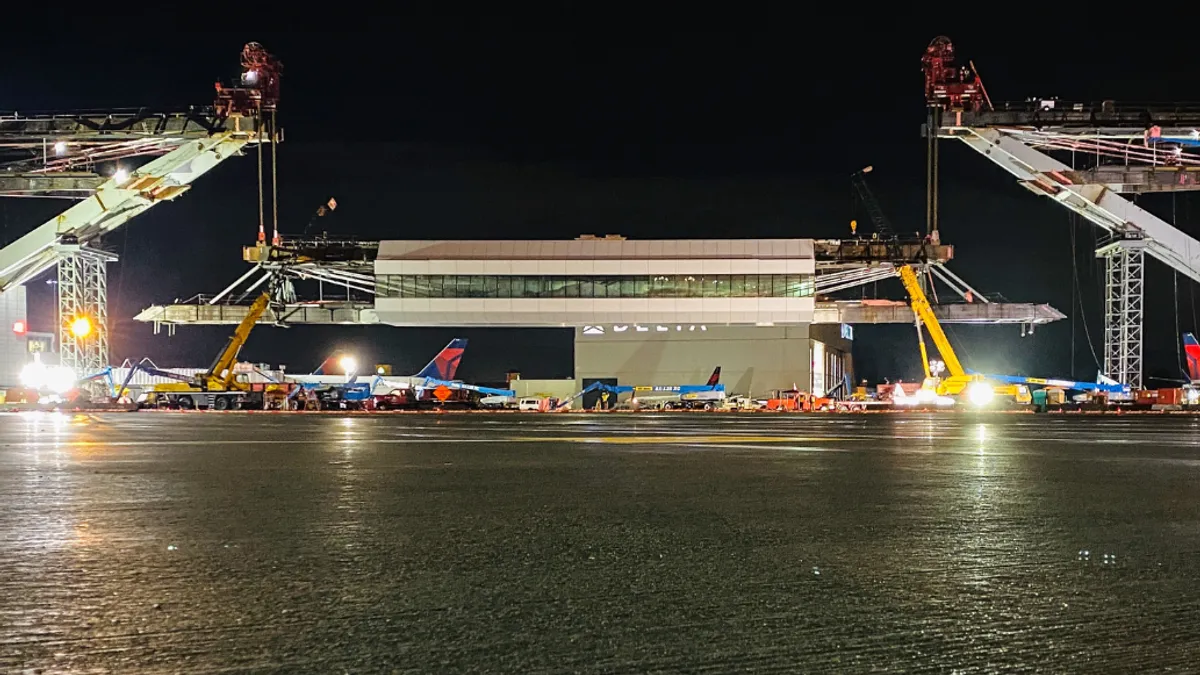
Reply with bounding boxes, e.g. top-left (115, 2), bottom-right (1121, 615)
top-left (1099, 239), bottom-right (1146, 388)
top-left (56, 246), bottom-right (117, 374)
